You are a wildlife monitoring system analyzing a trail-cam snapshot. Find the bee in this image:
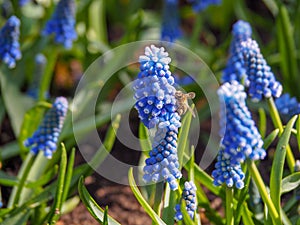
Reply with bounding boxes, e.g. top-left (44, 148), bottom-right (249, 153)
top-left (175, 91), bottom-right (196, 117)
